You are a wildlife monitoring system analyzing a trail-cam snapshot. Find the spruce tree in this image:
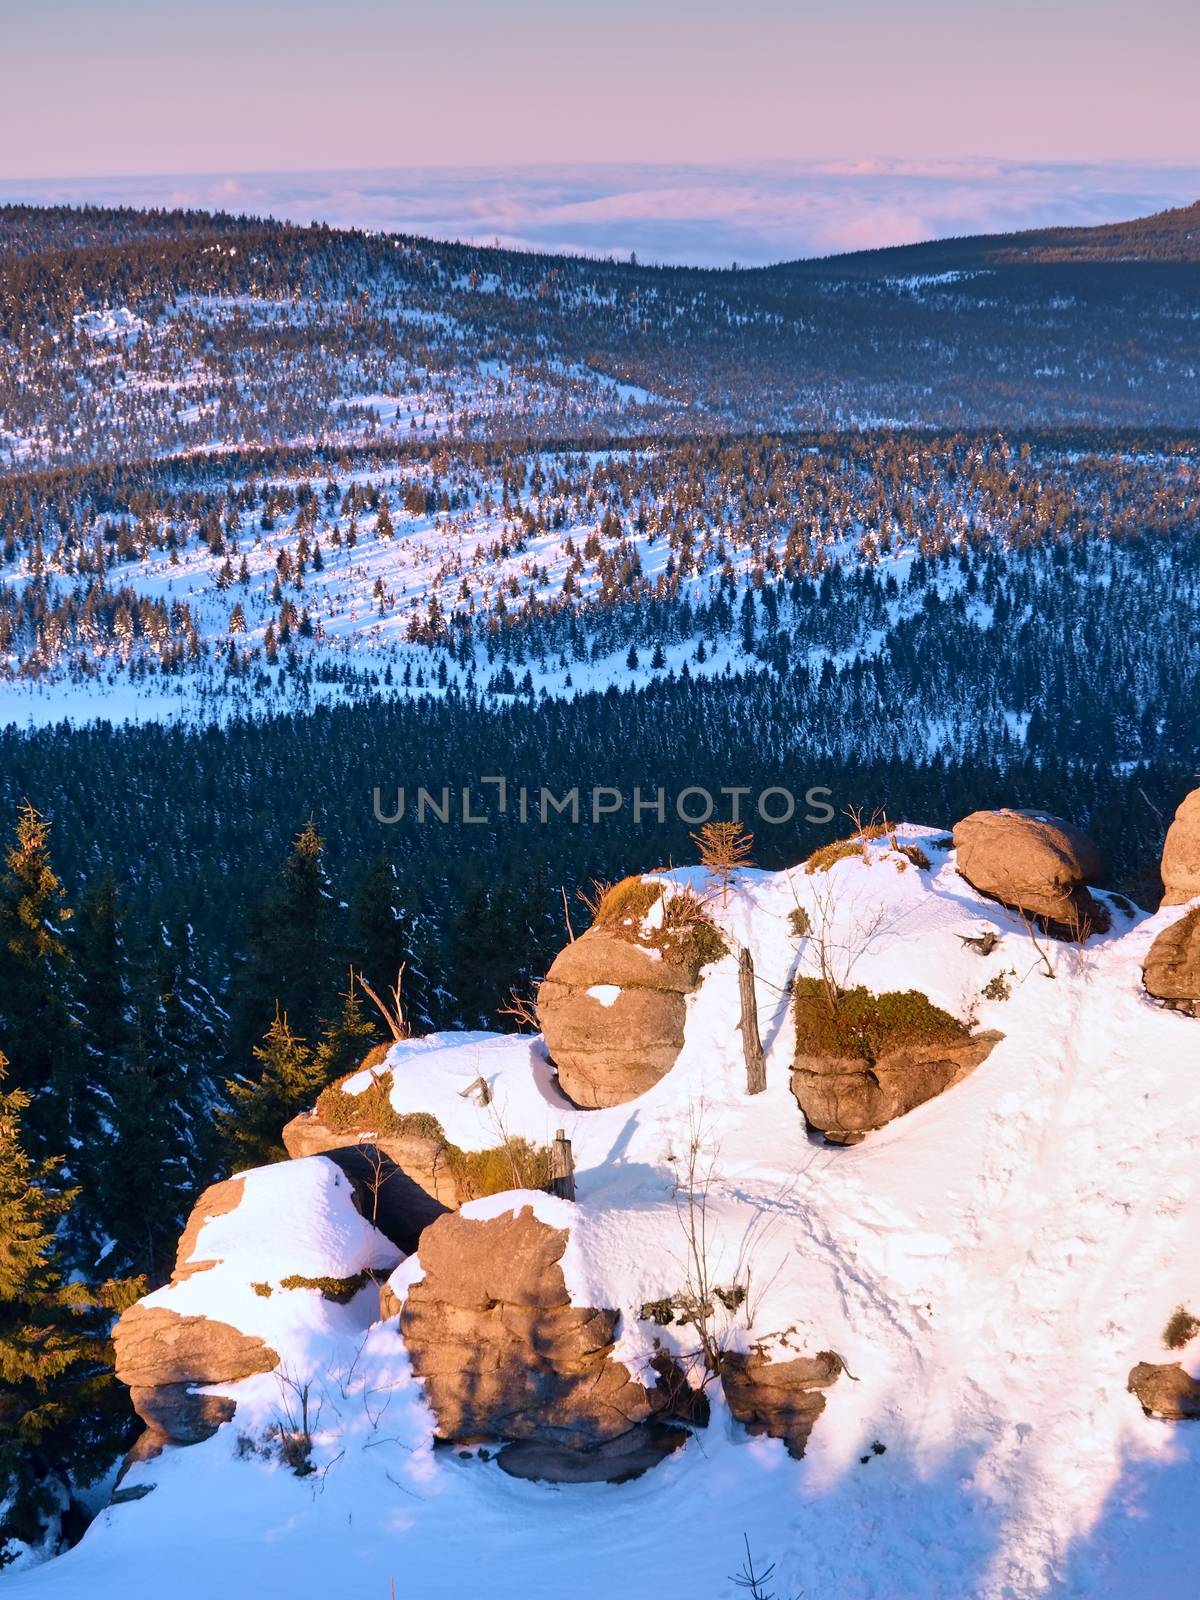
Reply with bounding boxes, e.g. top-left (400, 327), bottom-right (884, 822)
top-left (0, 1056), bottom-right (138, 1567)
top-left (219, 1010), bottom-right (324, 1171)
top-left (230, 818), bottom-right (337, 1065)
top-left (0, 804), bottom-right (80, 1158)
top-left (314, 974), bottom-right (379, 1082)
top-left (347, 856), bottom-right (434, 1031)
